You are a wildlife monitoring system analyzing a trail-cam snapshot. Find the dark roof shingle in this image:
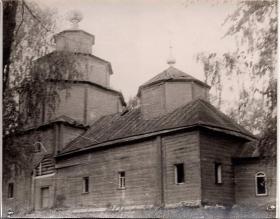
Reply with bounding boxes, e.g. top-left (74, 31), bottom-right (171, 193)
top-left (59, 99), bottom-right (255, 156)
top-left (139, 66), bottom-right (210, 91)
